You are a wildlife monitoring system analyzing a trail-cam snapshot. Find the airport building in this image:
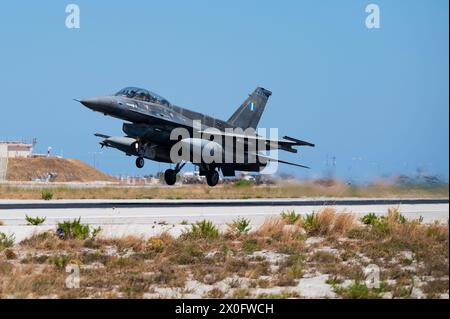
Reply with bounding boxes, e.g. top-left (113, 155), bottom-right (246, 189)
top-left (0, 142), bottom-right (33, 158)
top-left (0, 141), bottom-right (34, 181)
